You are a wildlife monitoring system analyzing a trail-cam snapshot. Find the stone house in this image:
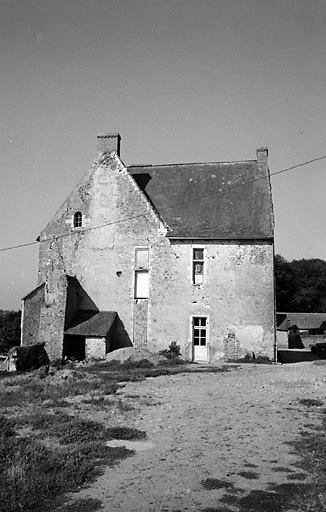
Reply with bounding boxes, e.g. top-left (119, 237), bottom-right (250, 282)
top-left (21, 133), bottom-right (275, 362)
